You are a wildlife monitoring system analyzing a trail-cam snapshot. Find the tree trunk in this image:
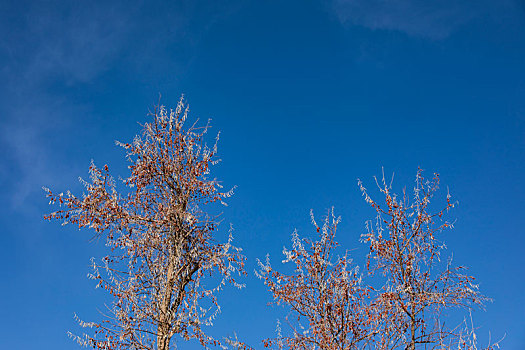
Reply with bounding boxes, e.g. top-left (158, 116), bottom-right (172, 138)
top-left (157, 259), bottom-right (175, 350)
